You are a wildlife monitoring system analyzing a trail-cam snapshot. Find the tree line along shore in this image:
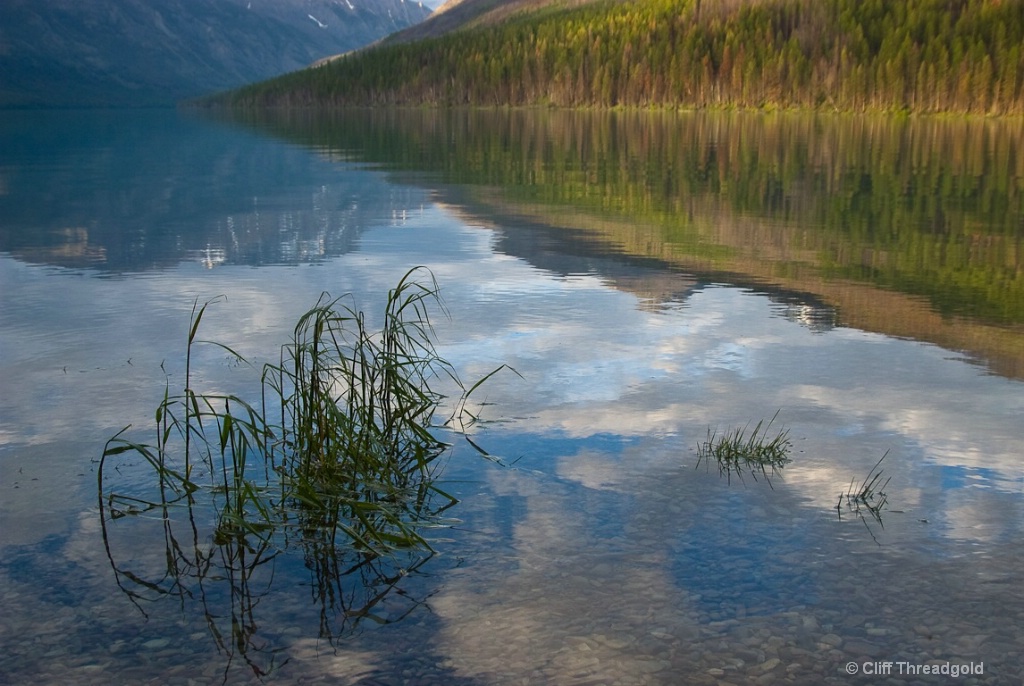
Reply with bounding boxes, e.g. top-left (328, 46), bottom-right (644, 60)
top-left (204, 0), bottom-right (1024, 115)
